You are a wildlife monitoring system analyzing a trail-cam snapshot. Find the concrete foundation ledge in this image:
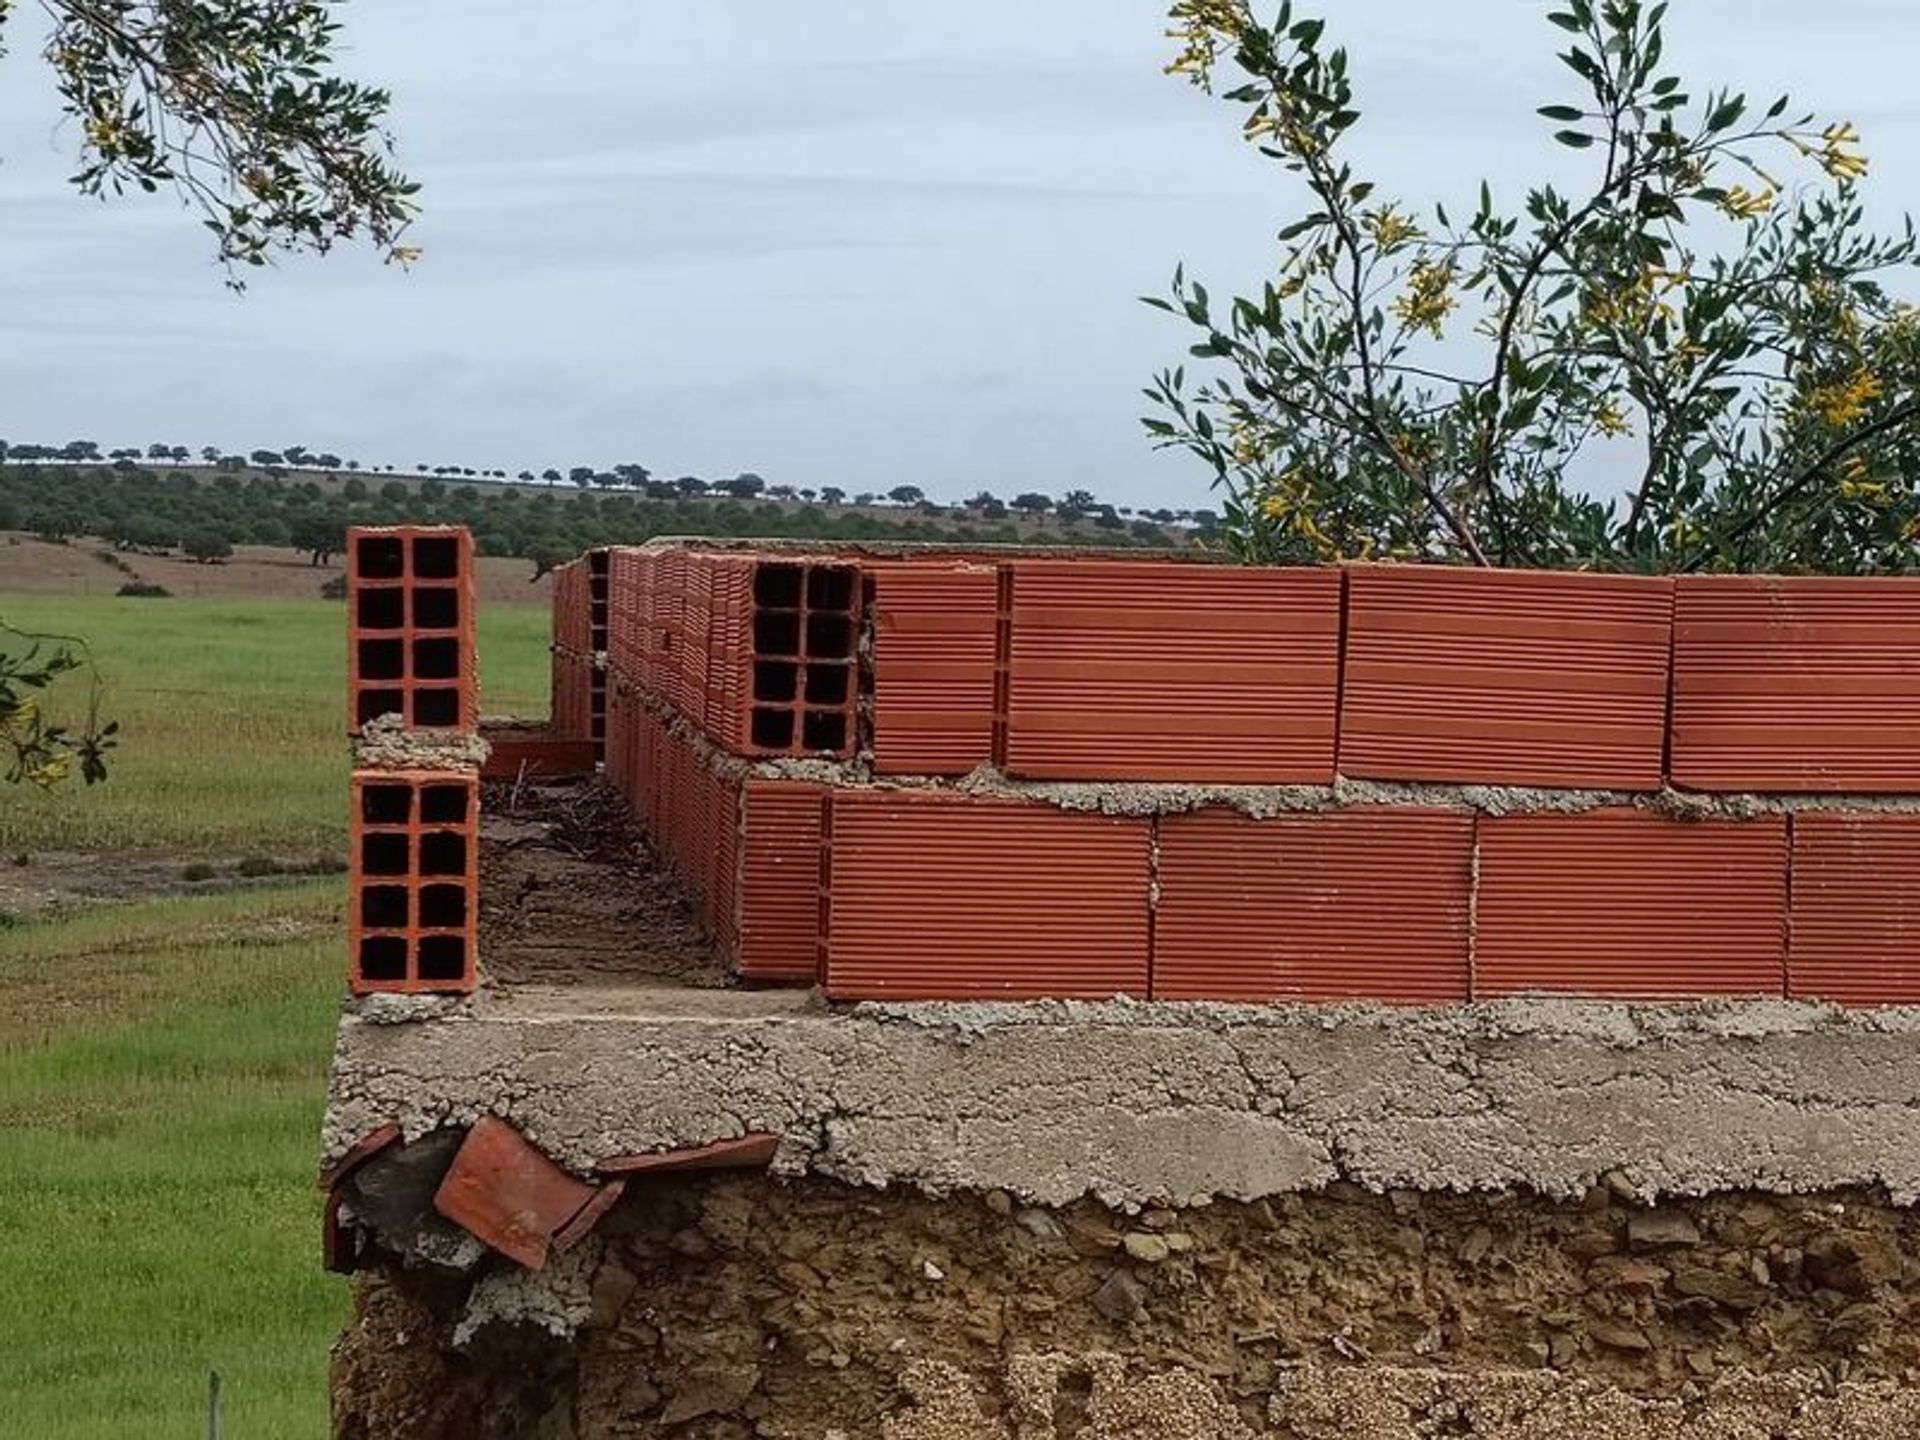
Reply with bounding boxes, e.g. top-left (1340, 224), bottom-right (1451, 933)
top-left (323, 988), bottom-right (1920, 1207)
